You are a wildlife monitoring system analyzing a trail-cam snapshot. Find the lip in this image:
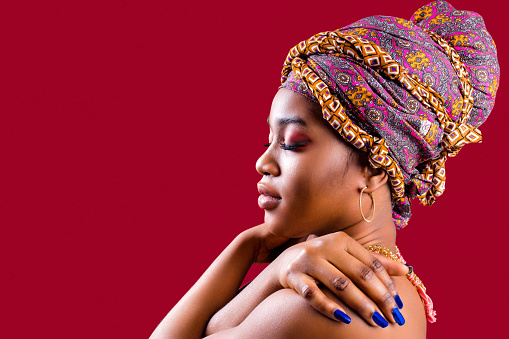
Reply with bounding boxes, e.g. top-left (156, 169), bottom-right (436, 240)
top-left (257, 183), bottom-right (281, 210)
